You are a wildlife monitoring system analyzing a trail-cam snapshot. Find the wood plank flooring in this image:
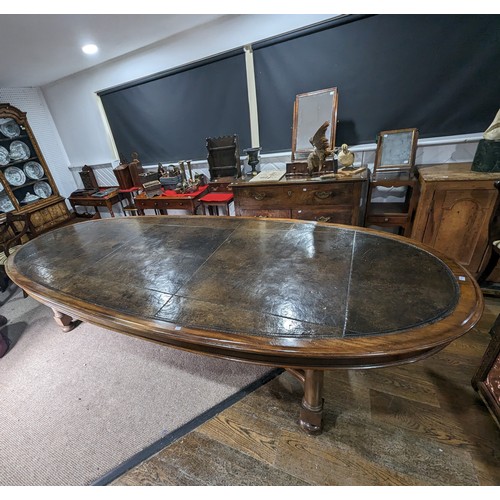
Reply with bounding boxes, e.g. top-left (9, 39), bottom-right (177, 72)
top-left (111, 296), bottom-right (500, 486)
